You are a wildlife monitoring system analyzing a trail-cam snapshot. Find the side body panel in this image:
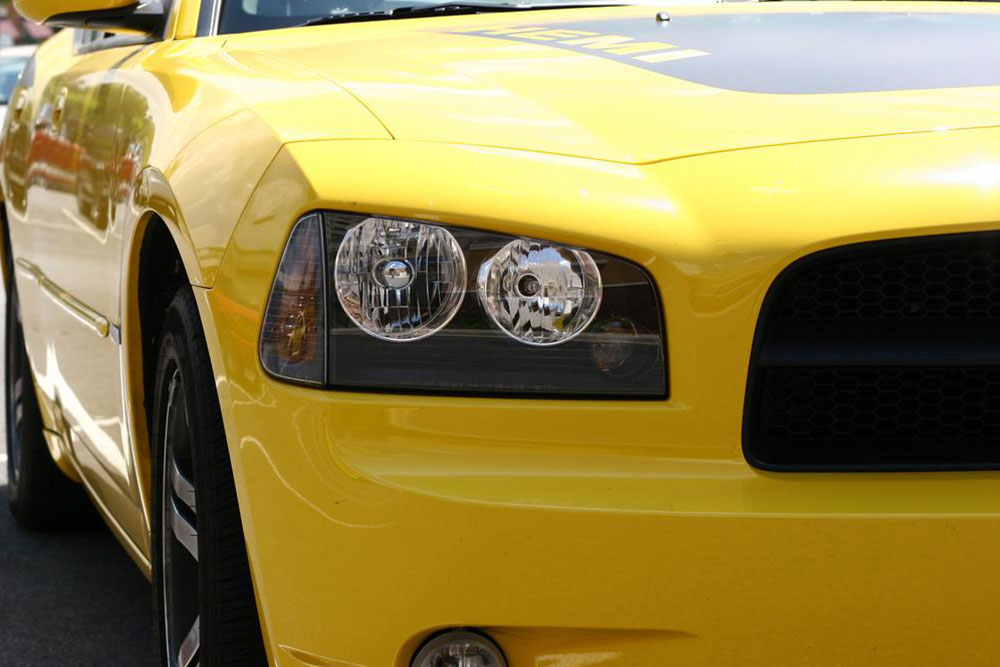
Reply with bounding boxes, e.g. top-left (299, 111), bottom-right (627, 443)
top-left (22, 36), bottom-right (148, 550)
top-left (9, 33), bottom-right (281, 562)
top-left (1, 21), bottom-right (391, 568)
